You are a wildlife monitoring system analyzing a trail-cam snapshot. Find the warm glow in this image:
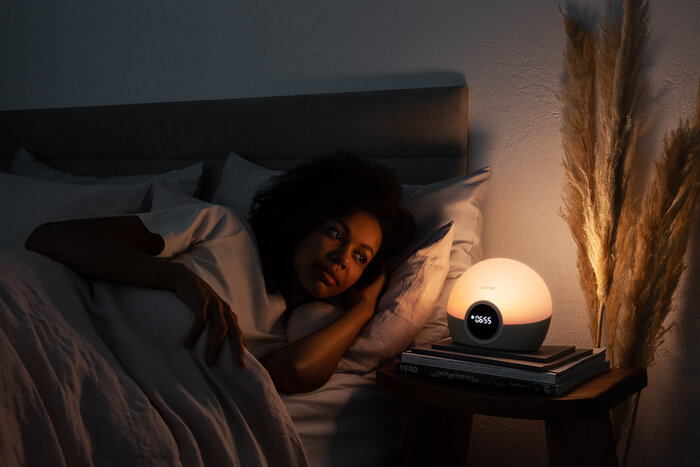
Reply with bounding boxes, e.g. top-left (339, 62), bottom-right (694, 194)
top-left (447, 258), bottom-right (552, 325)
